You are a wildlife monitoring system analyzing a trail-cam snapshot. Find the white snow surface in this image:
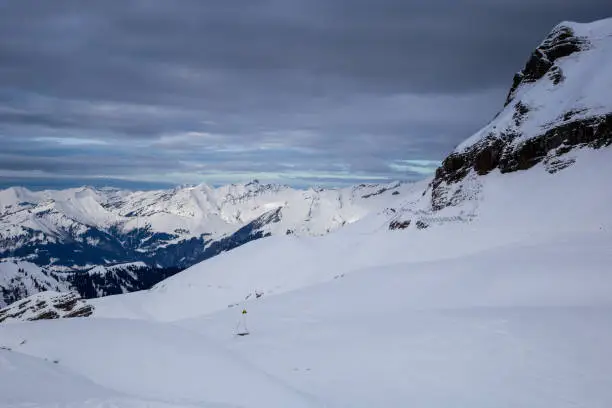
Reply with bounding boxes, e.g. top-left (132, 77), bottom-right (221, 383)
top-left (0, 350), bottom-right (202, 407)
